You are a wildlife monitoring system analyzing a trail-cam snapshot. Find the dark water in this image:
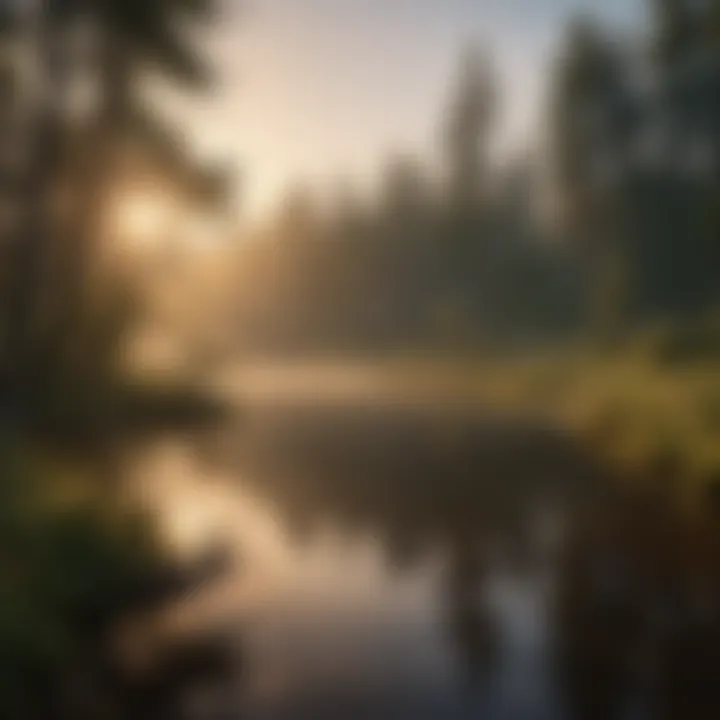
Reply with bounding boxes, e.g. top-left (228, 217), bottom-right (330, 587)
top-left (147, 386), bottom-right (720, 720)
